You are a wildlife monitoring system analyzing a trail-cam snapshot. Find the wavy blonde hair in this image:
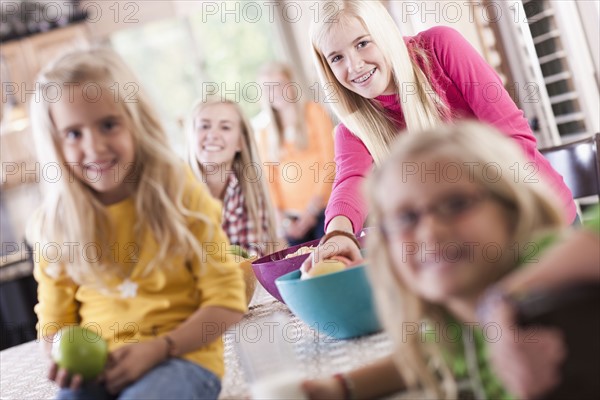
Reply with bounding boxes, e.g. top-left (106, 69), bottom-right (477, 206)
top-left (187, 97), bottom-right (278, 255)
top-left (366, 121), bottom-right (565, 398)
top-left (310, 0), bottom-right (450, 166)
top-left (258, 62), bottom-right (309, 162)
top-left (27, 48), bottom-right (210, 287)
